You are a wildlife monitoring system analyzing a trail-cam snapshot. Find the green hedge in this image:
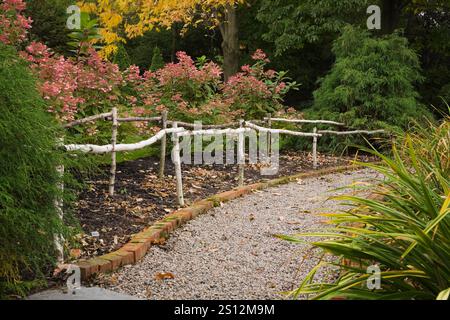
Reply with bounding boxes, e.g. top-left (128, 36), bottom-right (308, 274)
top-left (0, 43), bottom-right (67, 298)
